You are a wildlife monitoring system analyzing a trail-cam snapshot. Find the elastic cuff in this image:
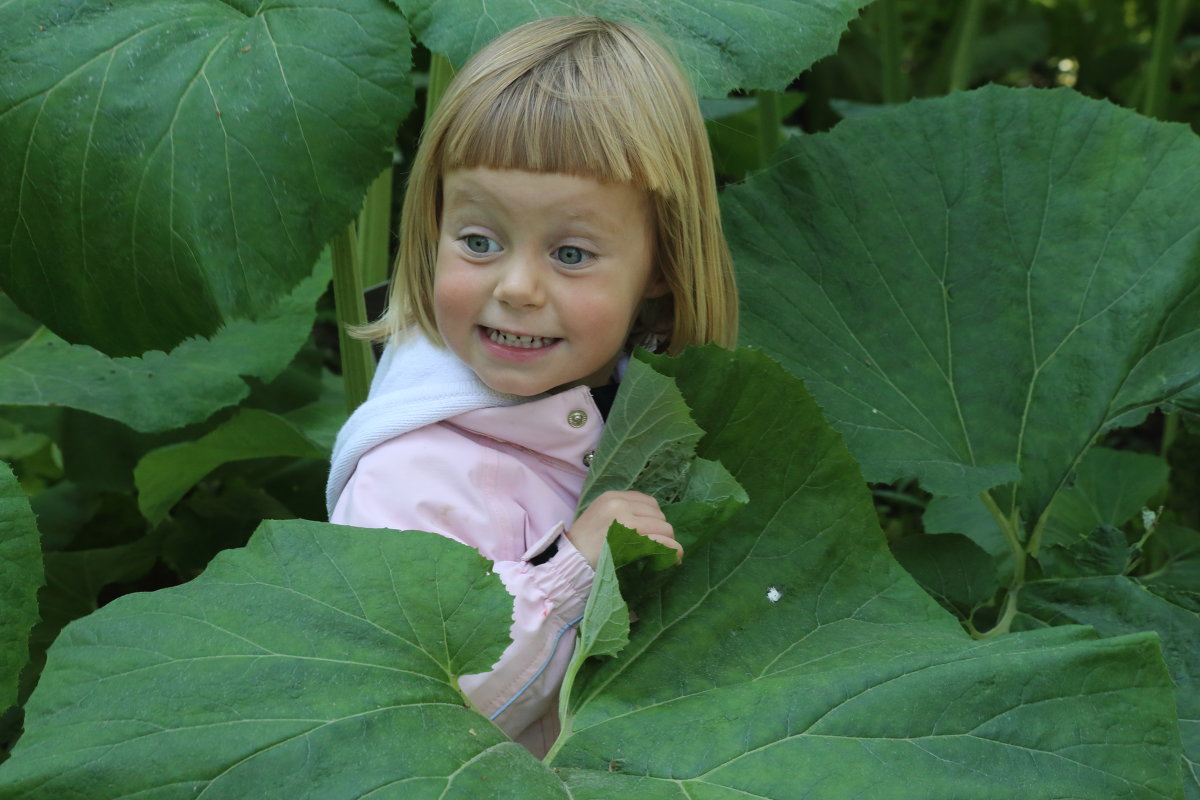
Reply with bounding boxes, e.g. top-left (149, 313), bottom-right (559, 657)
top-left (521, 521), bottom-right (566, 563)
top-left (547, 535), bottom-right (595, 600)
